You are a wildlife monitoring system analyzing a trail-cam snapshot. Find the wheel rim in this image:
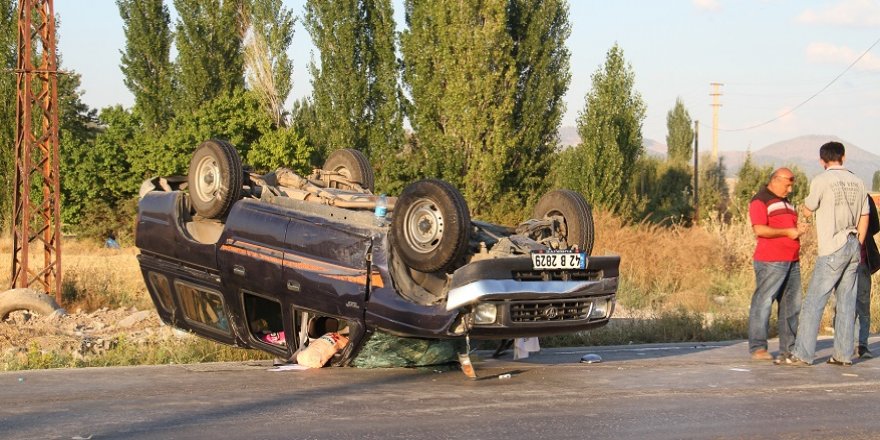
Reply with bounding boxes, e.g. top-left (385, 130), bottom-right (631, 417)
top-left (404, 198), bottom-right (444, 254)
top-left (194, 155), bottom-right (221, 202)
